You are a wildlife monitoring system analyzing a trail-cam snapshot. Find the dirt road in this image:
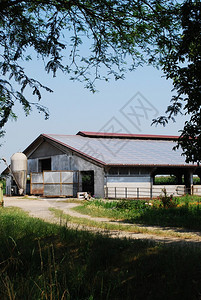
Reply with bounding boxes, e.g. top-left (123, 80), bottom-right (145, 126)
top-left (3, 196), bottom-right (201, 247)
